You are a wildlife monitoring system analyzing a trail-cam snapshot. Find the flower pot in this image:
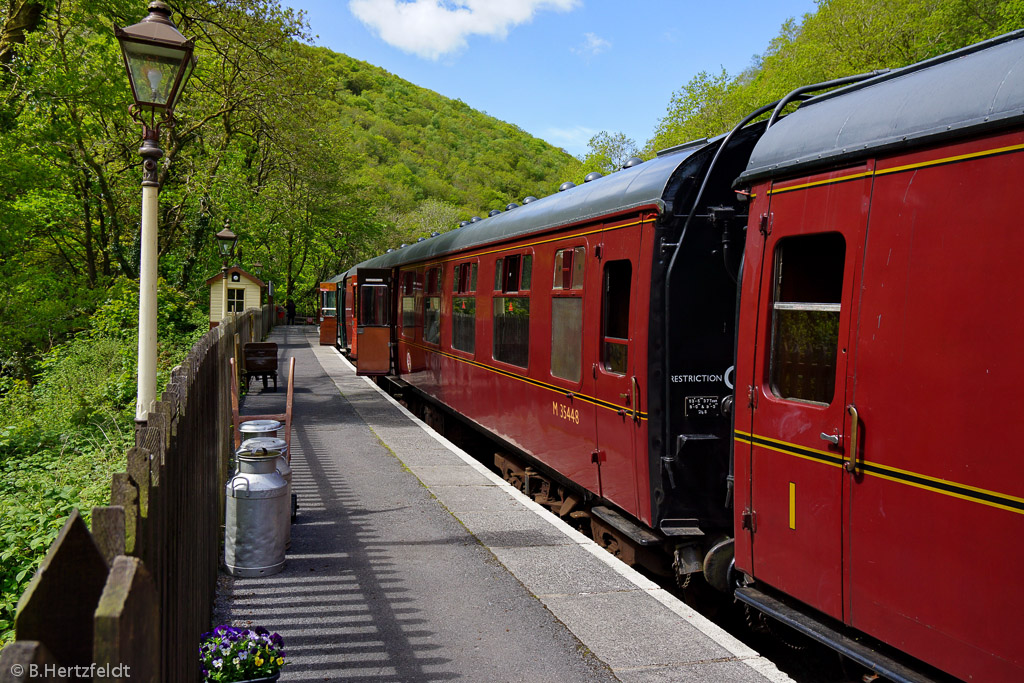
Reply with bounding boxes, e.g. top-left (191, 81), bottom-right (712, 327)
top-left (236, 675), bottom-right (279, 683)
